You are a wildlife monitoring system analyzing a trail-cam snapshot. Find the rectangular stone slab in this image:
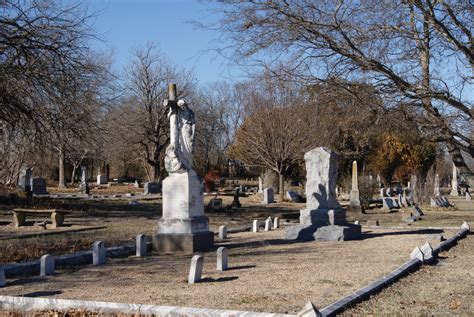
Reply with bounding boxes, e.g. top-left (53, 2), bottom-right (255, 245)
top-left (153, 231), bottom-right (214, 255)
